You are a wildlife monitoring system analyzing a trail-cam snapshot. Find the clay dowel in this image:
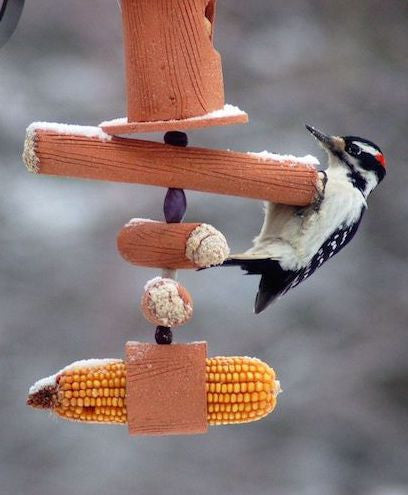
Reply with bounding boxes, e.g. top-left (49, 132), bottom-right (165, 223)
top-left (117, 220), bottom-right (230, 269)
top-left (23, 124), bottom-right (320, 206)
